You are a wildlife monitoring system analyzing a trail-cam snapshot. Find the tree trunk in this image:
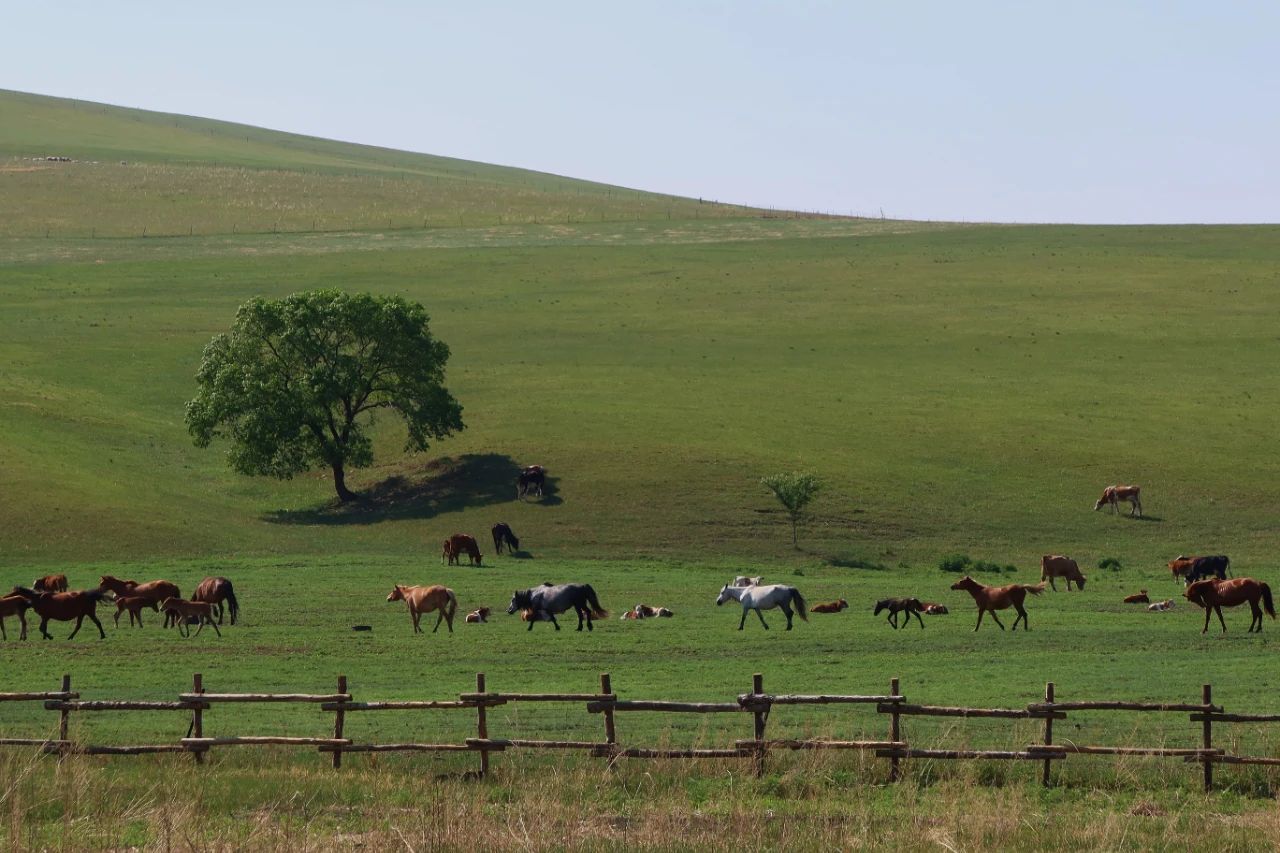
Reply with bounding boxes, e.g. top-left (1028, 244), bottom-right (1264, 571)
top-left (332, 461), bottom-right (358, 503)
top-left (791, 515), bottom-right (798, 548)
